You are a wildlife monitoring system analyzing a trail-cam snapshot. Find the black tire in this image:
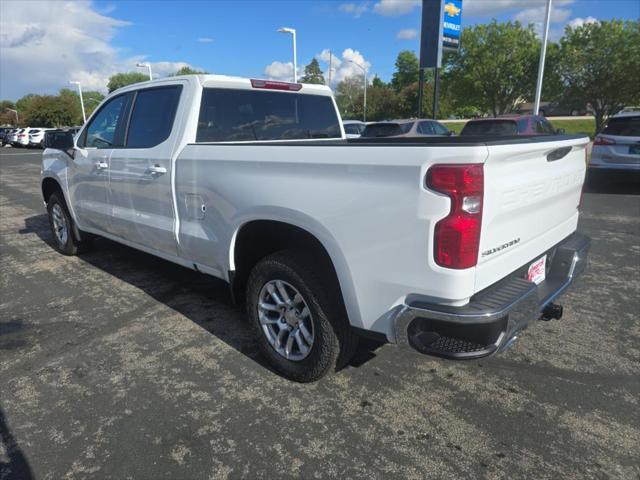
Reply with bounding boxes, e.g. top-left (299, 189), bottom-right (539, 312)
top-left (46, 192), bottom-right (91, 255)
top-left (246, 249), bottom-right (358, 382)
